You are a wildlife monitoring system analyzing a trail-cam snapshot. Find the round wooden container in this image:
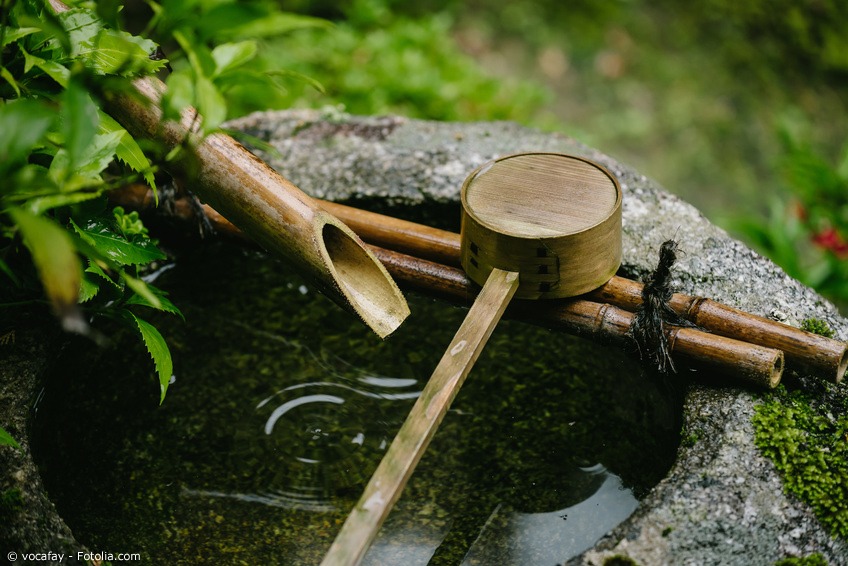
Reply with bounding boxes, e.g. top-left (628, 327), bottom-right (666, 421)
top-left (460, 152), bottom-right (622, 299)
